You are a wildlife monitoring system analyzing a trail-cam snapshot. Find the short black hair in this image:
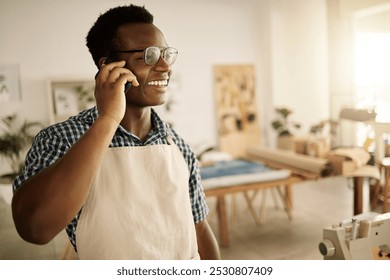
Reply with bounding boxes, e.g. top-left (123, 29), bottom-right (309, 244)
top-left (86, 5), bottom-right (154, 67)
